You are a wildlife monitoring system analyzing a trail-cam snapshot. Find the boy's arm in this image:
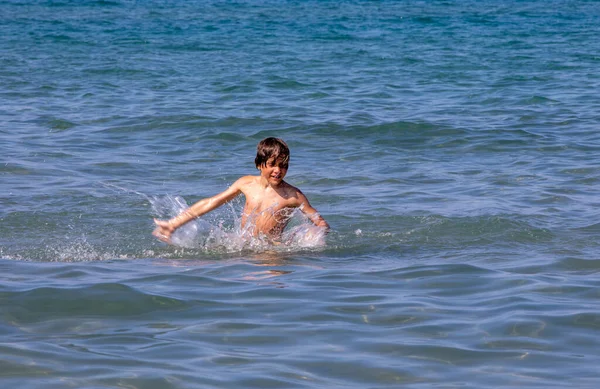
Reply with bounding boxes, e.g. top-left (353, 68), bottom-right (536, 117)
top-left (153, 177), bottom-right (248, 243)
top-left (297, 191), bottom-right (330, 231)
